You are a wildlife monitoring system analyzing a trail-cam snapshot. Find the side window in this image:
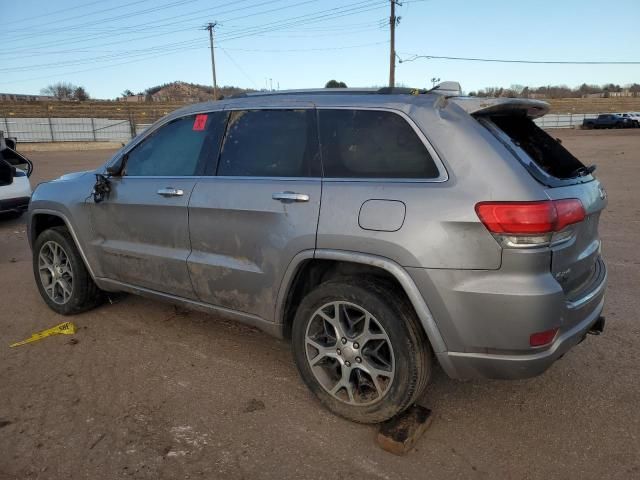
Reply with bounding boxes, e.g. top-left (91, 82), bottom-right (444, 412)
top-left (125, 112), bottom-right (227, 177)
top-left (217, 109), bottom-right (320, 177)
top-left (318, 109), bottom-right (440, 179)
